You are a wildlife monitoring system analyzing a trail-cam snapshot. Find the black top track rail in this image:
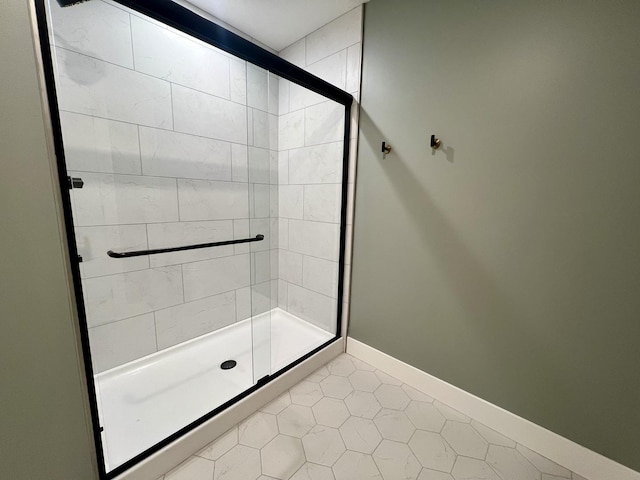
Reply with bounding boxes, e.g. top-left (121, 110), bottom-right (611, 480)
top-left (107, 234), bottom-right (264, 258)
top-left (113, 0), bottom-right (353, 107)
